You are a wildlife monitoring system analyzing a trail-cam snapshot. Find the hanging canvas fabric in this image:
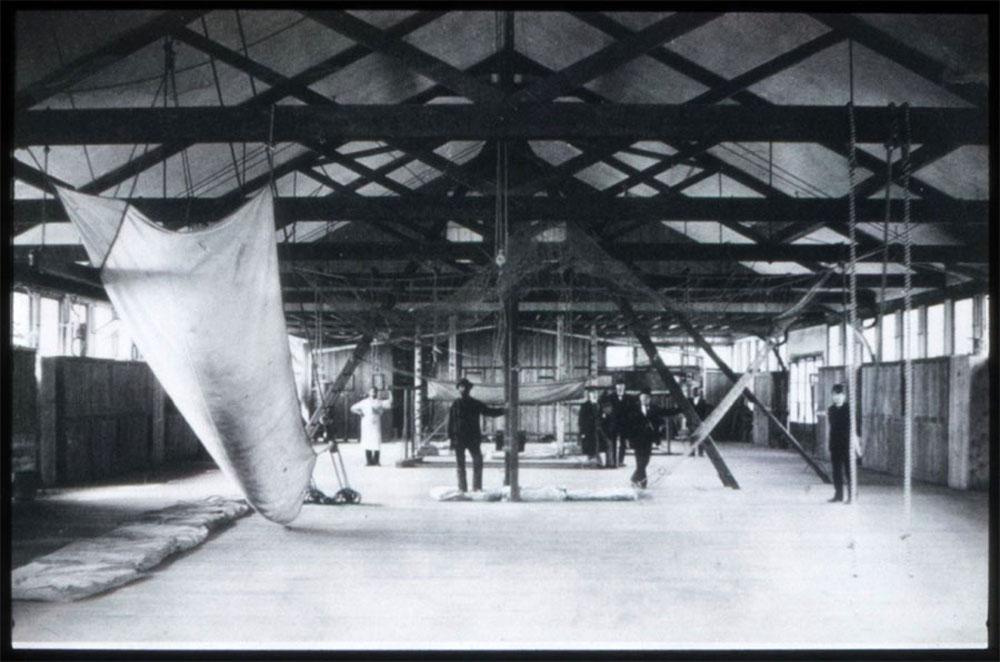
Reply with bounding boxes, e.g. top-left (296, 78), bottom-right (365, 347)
top-left (288, 334), bottom-right (313, 423)
top-left (55, 187), bottom-right (315, 524)
top-left (426, 376), bottom-right (586, 404)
